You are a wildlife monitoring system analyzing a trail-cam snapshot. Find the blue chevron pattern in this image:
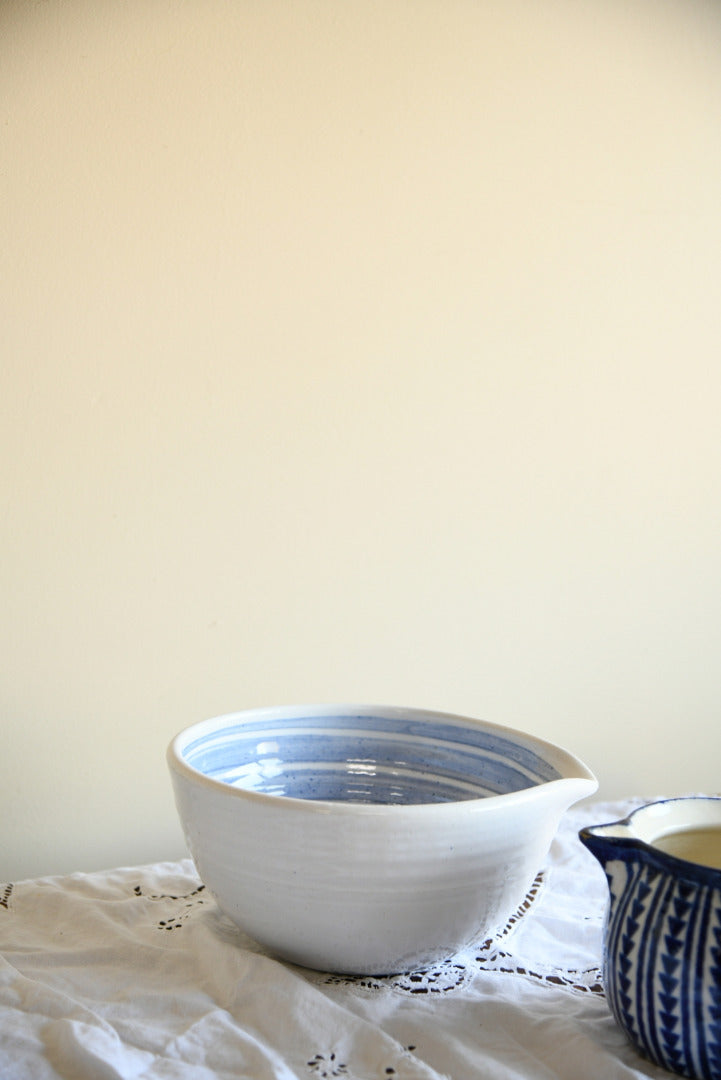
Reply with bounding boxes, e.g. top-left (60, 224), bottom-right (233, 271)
top-left (604, 861), bottom-right (657, 1051)
top-left (707, 907), bottom-right (721, 1077)
top-left (655, 881), bottom-right (694, 1074)
top-left (601, 862), bottom-right (721, 1079)
top-left (613, 875), bottom-right (721, 1079)
top-left (581, 798), bottom-right (721, 1080)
